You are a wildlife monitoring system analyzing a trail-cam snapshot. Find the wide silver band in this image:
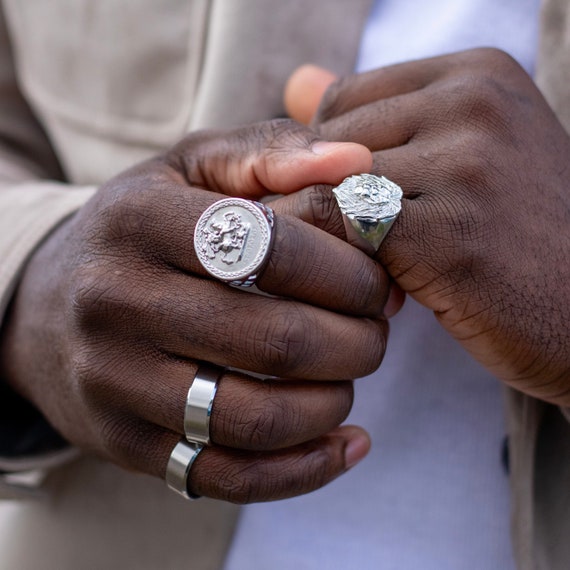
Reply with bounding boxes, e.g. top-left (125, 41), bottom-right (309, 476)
top-left (184, 362), bottom-right (223, 445)
top-left (194, 198), bottom-right (275, 288)
top-left (165, 439), bottom-right (202, 500)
